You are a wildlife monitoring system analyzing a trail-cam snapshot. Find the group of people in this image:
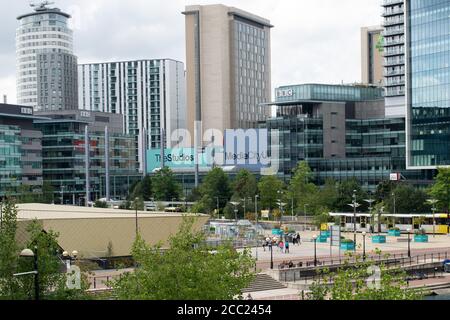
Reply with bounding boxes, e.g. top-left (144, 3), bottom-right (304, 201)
top-left (262, 233), bottom-right (301, 254)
